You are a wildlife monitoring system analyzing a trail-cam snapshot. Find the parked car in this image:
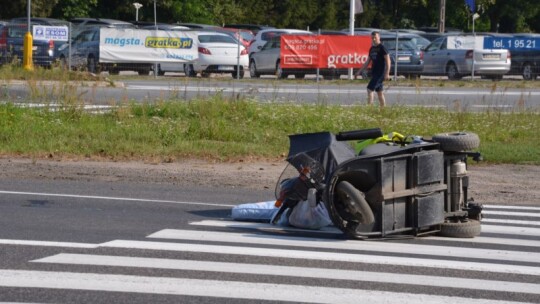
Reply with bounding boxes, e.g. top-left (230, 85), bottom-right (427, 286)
top-left (71, 18), bottom-right (134, 29)
top-left (343, 27), bottom-right (390, 34)
top-left (249, 38), bottom-right (349, 80)
top-left (313, 30), bottom-right (348, 35)
top-left (0, 18), bottom-right (69, 67)
top-left (379, 33), bottom-right (425, 78)
top-left (421, 35), bottom-right (511, 80)
top-left (158, 31), bottom-right (248, 78)
top-left (141, 24), bottom-right (190, 31)
top-left (70, 18), bottom-right (136, 42)
top-left (58, 26), bottom-right (152, 75)
top-left (491, 34), bottom-right (540, 80)
top-left (223, 24), bottom-right (275, 35)
top-left (208, 27), bottom-right (254, 48)
top-left (175, 23), bottom-right (217, 29)
top-left (417, 27), bottom-right (463, 42)
top-left (248, 28), bottom-right (312, 56)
